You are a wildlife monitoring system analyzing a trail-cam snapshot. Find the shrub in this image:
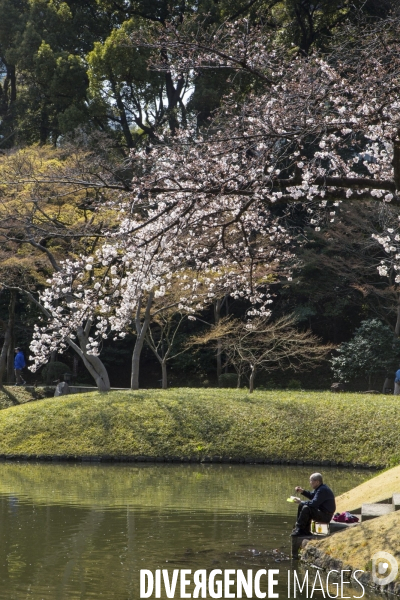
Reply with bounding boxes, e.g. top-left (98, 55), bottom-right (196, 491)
top-left (41, 361), bottom-right (70, 384)
top-left (218, 373), bottom-right (238, 388)
top-left (330, 319), bottom-right (400, 387)
top-left (286, 379), bottom-right (302, 390)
